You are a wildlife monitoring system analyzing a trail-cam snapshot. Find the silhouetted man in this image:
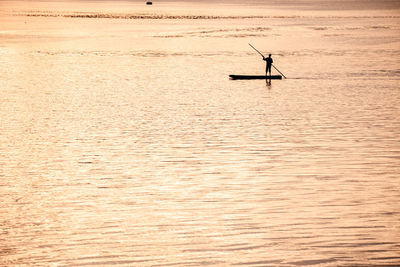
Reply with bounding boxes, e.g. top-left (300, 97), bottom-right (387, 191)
top-left (263, 54), bottom-right (273, 76)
